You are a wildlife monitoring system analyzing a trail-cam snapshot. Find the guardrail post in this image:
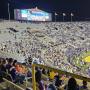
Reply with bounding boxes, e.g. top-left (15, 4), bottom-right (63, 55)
top-left (32, 64), bottom-right (36, 90)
